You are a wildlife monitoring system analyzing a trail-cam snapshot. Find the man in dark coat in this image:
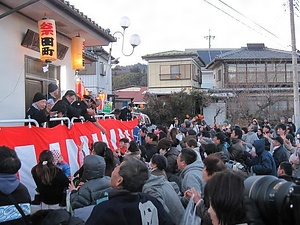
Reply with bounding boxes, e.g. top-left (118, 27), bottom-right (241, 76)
top-left (26, 92), bottom-right (56, 127)
top-left (51, 90), bottom-right (83, 119)
top-left (119, 103), bottom-right (134, 121)
top-left (71, 95), bottom-right (106, 134)
top-left (86, 157), bottom-right (175, 225)
top-left (271, 136), bottom-right (290, 168)
top-left (246, 139), bottom-right (277, 176)
top-left (0, 146), bottom-right (31, 225)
